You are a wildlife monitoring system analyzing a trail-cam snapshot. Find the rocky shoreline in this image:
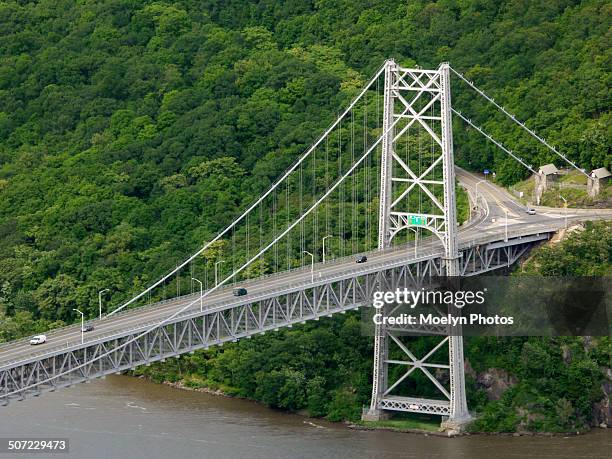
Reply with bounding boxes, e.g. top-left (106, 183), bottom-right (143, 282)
top-left (158, 378), bottom-right (231, 398)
